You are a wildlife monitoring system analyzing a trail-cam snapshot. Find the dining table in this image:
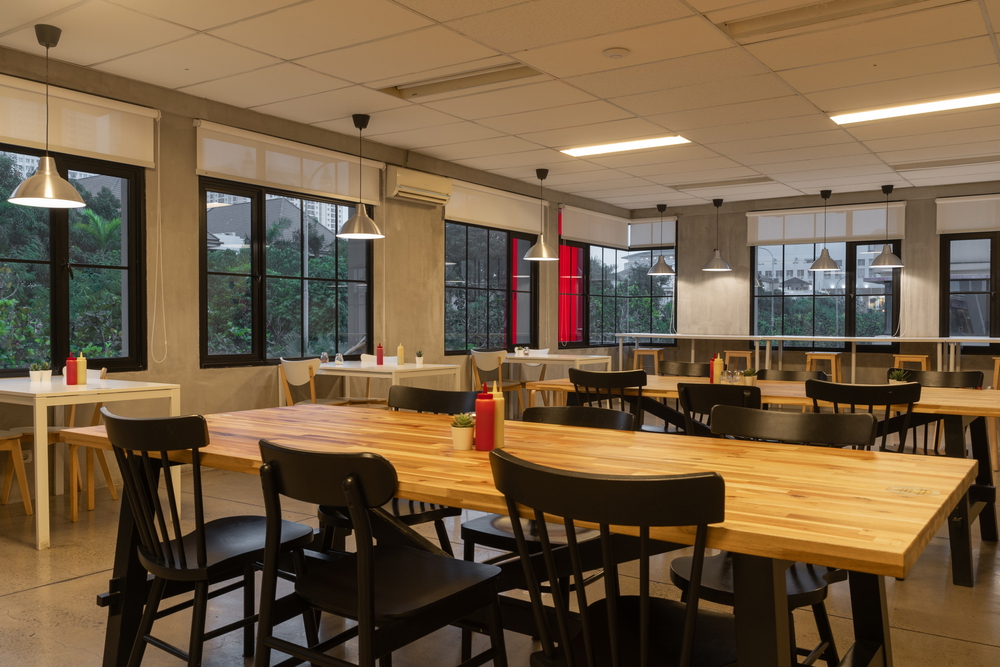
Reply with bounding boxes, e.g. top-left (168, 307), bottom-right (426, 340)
top-left (61, 404), bottom-right (975, 667)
